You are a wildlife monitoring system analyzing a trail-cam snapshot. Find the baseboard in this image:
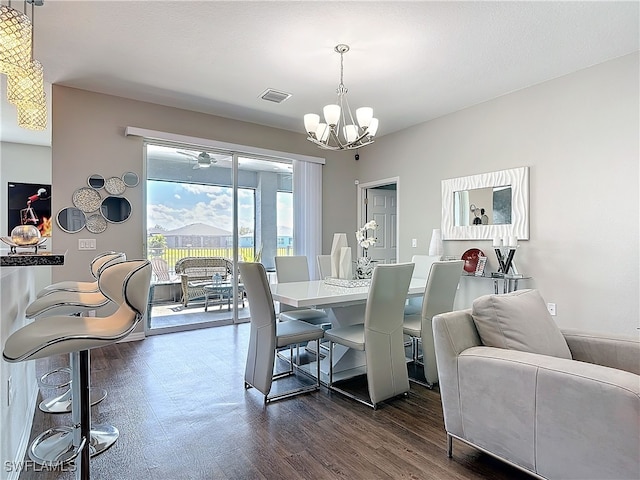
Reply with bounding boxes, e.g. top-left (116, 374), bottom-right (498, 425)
top-left (119, 331), bottom-right (145, 343)
top-left (7, 380), bottom-right (38, 480)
